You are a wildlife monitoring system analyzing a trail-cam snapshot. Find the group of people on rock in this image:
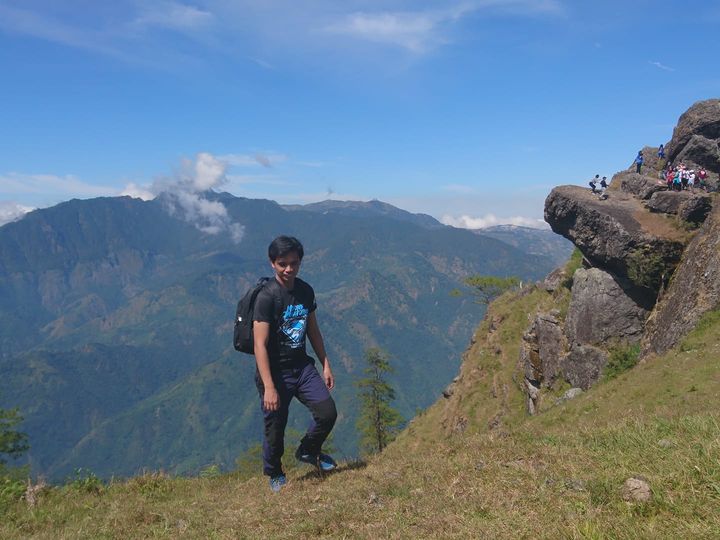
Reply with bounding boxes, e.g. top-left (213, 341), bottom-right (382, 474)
top-left (661, 162), bottom-right (709, 192)
top-left (589, 174), bottom-right (609, 195)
